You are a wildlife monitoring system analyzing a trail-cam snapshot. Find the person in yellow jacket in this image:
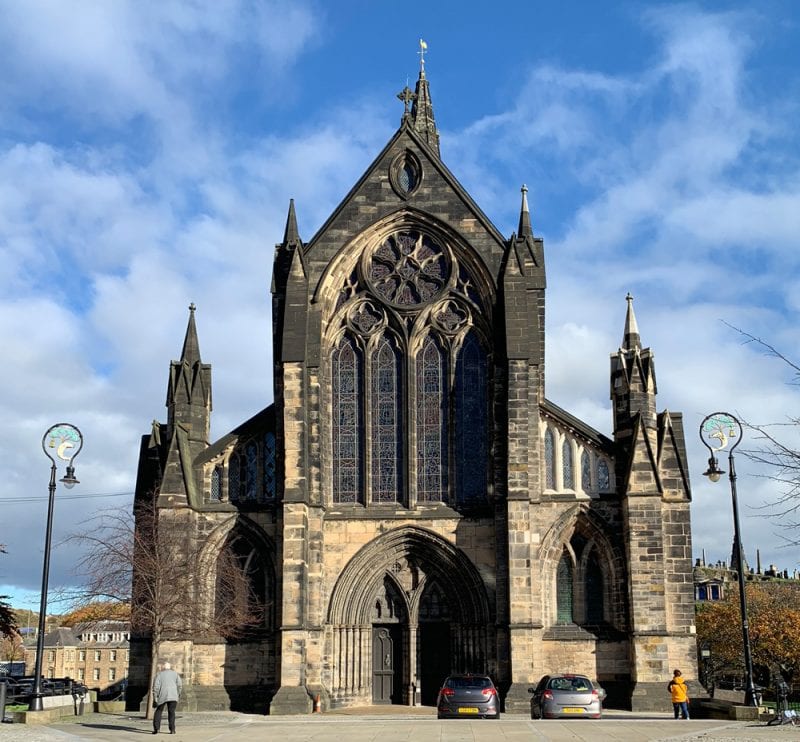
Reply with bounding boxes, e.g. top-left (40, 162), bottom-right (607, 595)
top-left (668, 668), bottom-right (690, 719)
